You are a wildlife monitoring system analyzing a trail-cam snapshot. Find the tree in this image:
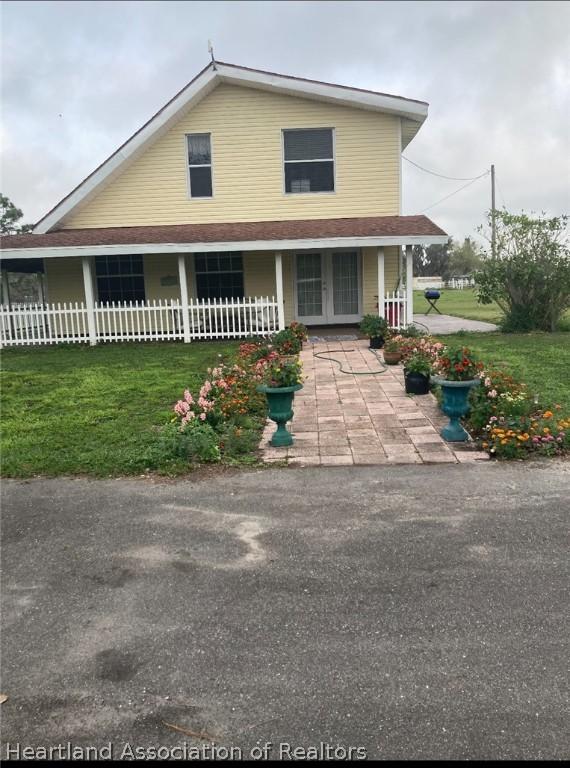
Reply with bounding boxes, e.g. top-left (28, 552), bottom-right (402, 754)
top-left (413, 239), bottom-right (452, 279)
top-left (475, 210), bottom-right (570, 332)
top-left (448, 237), bottom-right (483, 277)
top-left (0, 194), bottom-right (34, 235)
